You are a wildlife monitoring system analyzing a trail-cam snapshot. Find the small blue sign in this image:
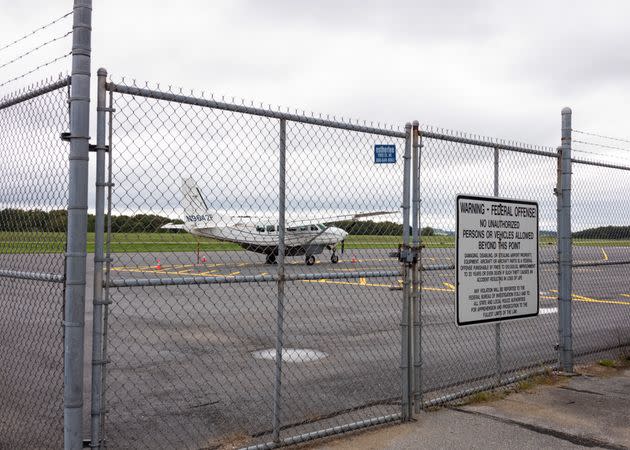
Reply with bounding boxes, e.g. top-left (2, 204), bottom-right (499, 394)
top-left (374, 144), bottom-right (396, 164)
